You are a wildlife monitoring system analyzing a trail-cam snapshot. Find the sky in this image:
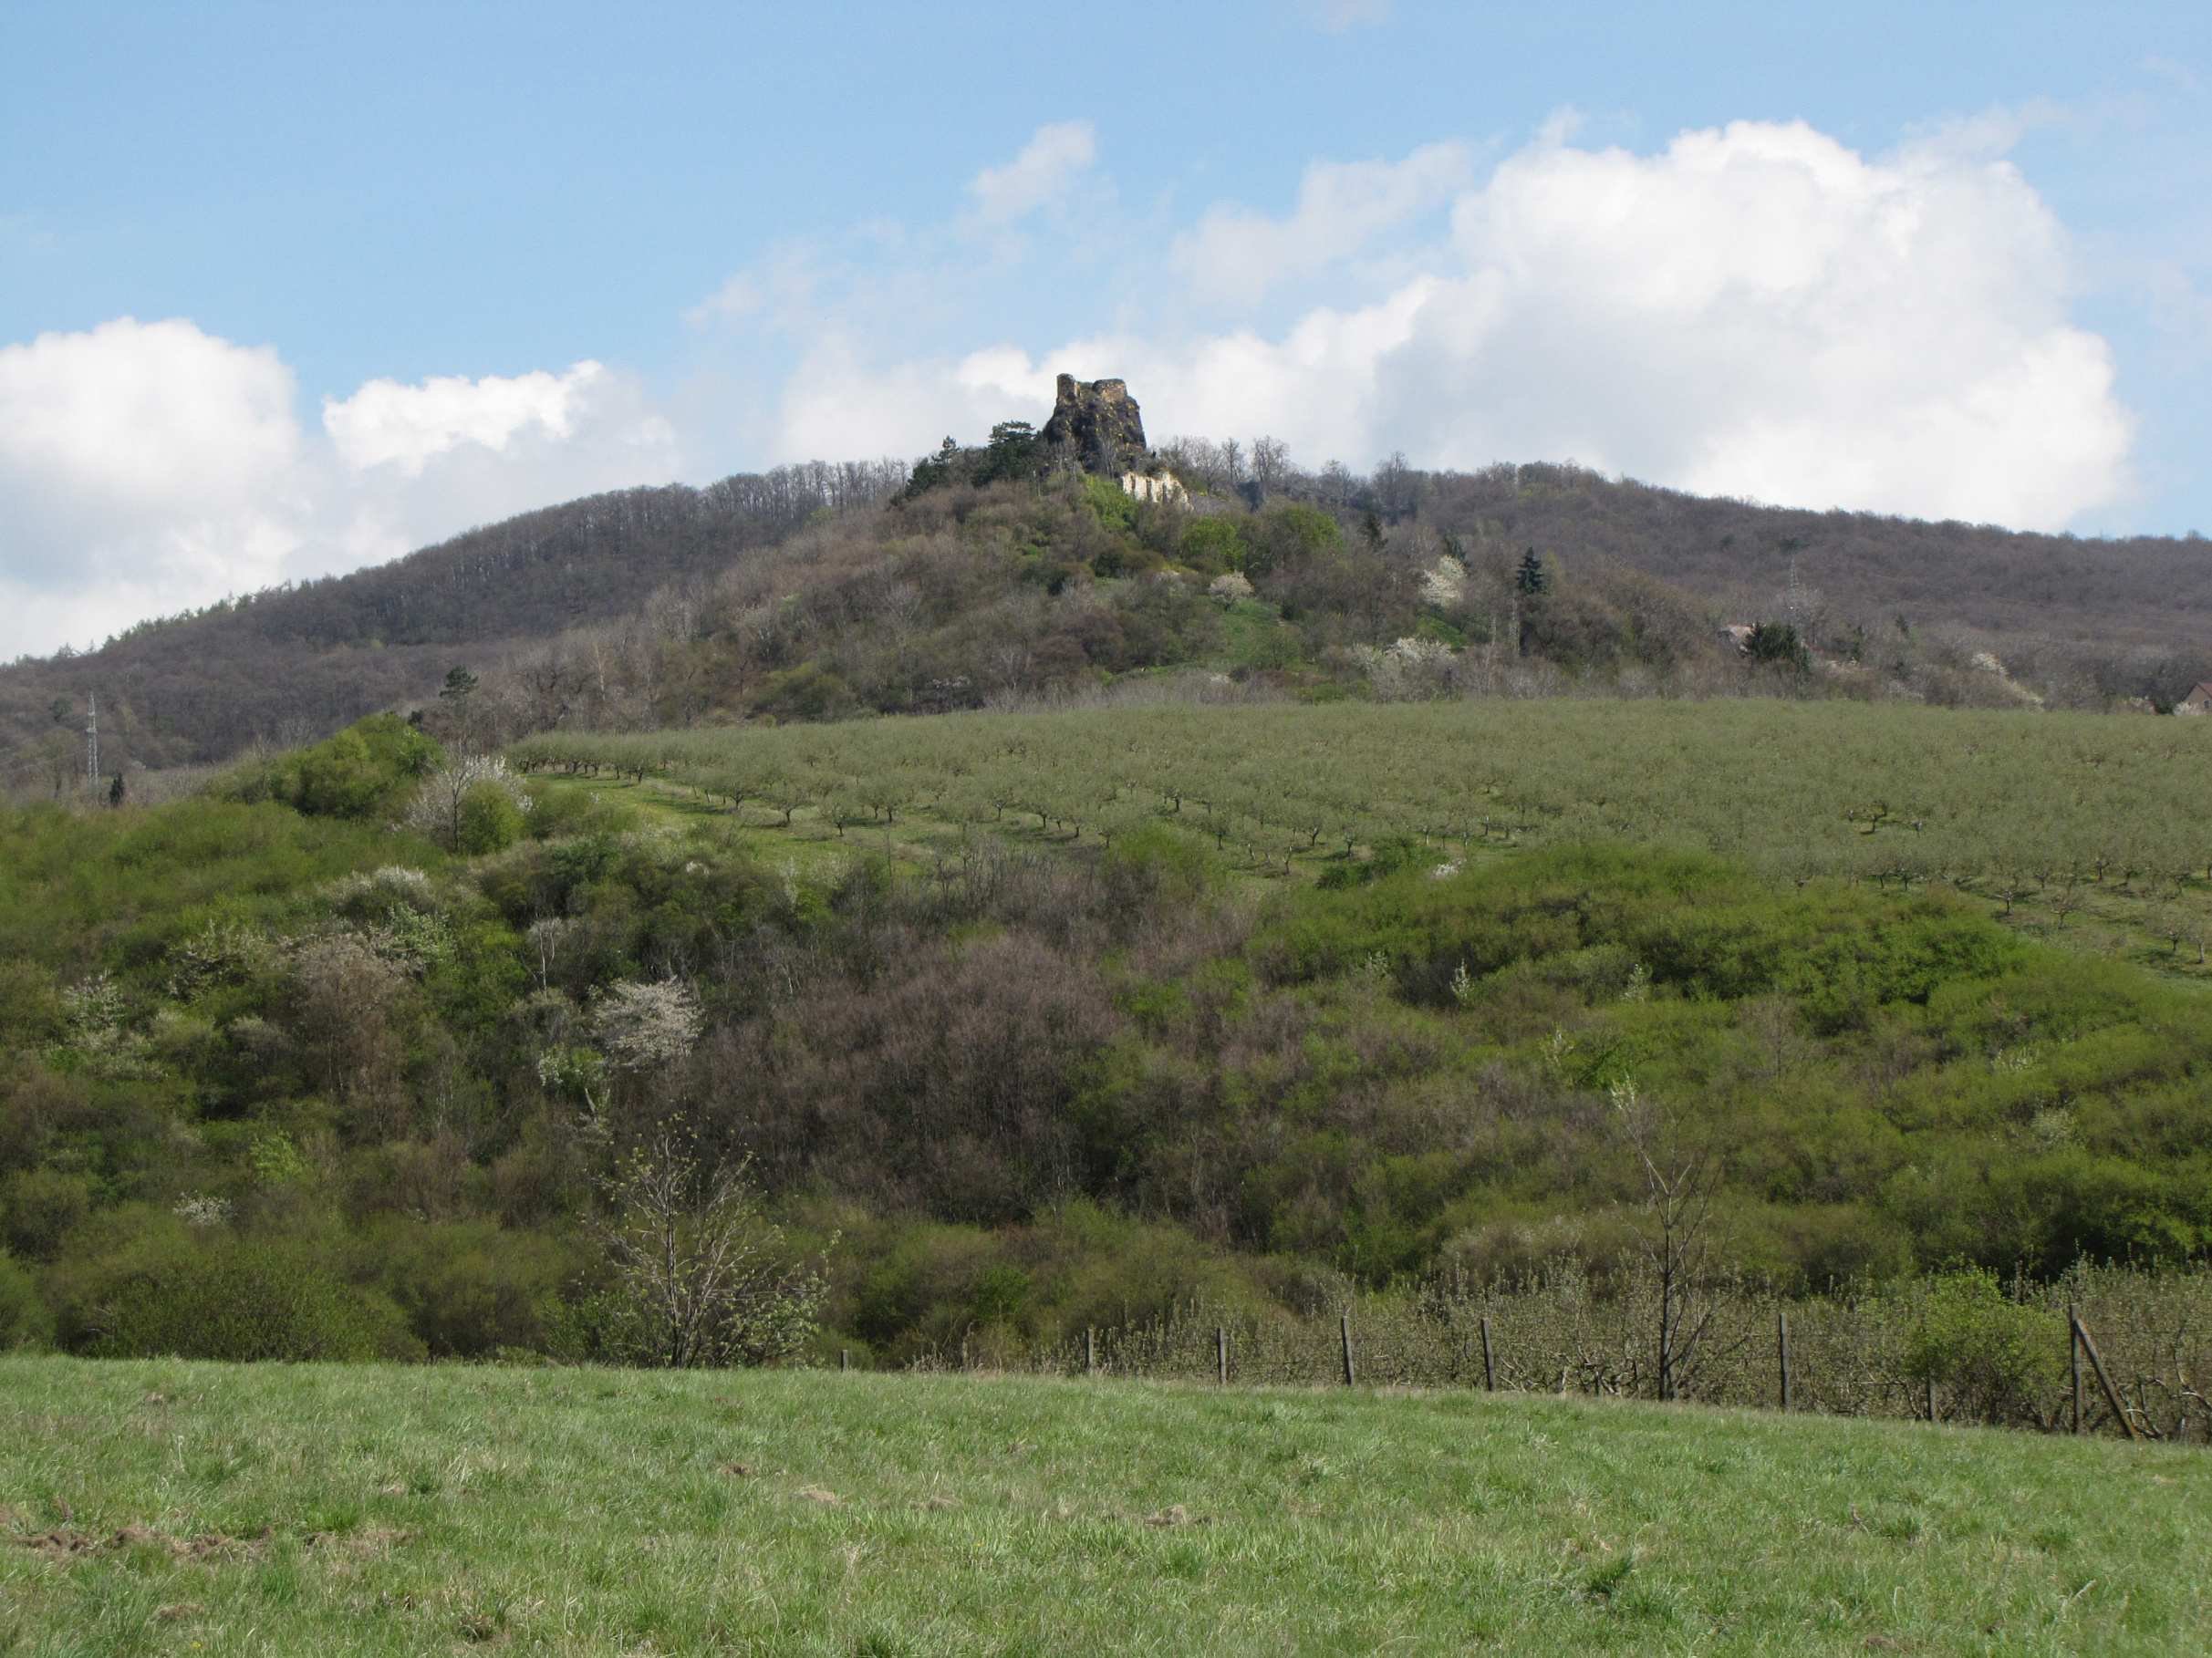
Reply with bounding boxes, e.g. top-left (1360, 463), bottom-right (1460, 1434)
top-left (2, 0), bottom-right (2209, 660)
